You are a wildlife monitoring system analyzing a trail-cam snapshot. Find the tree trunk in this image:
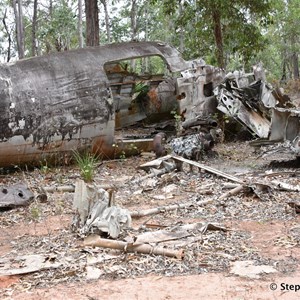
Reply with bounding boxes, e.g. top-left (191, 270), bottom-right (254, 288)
top-left (290, 35), bottom-right (299, 79)
top-left (31, 0), bottom-right (38, 56)
top-left (100, 0), bottom-right (111, 43)
top-left (291, 53), bottom-right (299, 79)
top-left (178, 1), bottom-right (184, 53)
top-left (212, 9), bottom-right (224, 69)
top-left (130, 0), bottom-right (137, 41)
top-left (12, 0), bottom-right (22, 57)
top-left (130, 0), bottom-right (138, 70)
top-left (85, 0), bottom-right (100, 46)
top-left (78, 0), bottom-right (84, 48)
top-left (143, 3), bottom-right (149, 73)
top-left (2, 9), bottom-right (12, 62)
top-left (18, 0), bottom-right (25, 58)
